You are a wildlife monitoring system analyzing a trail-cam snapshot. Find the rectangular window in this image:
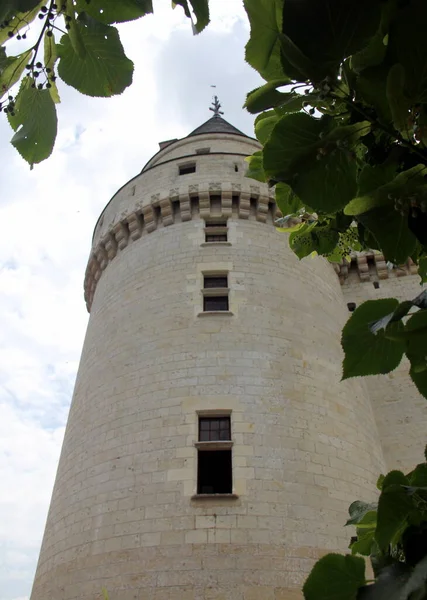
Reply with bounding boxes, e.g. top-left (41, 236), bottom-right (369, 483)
top-left (204, 275), bottom-right (228, 288)
top-left (204, 220), bottom-right (228, 243)
top-left (195, 147), bottom-right (211, 154)
top-left (197, 416), bottom-right (232, 495)
top-left (202, 272), bottom-right (230, 313)
top-left (179, 163), bottom-right (196, 175)
top-left (199, 417), bottom-right (231, 441)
